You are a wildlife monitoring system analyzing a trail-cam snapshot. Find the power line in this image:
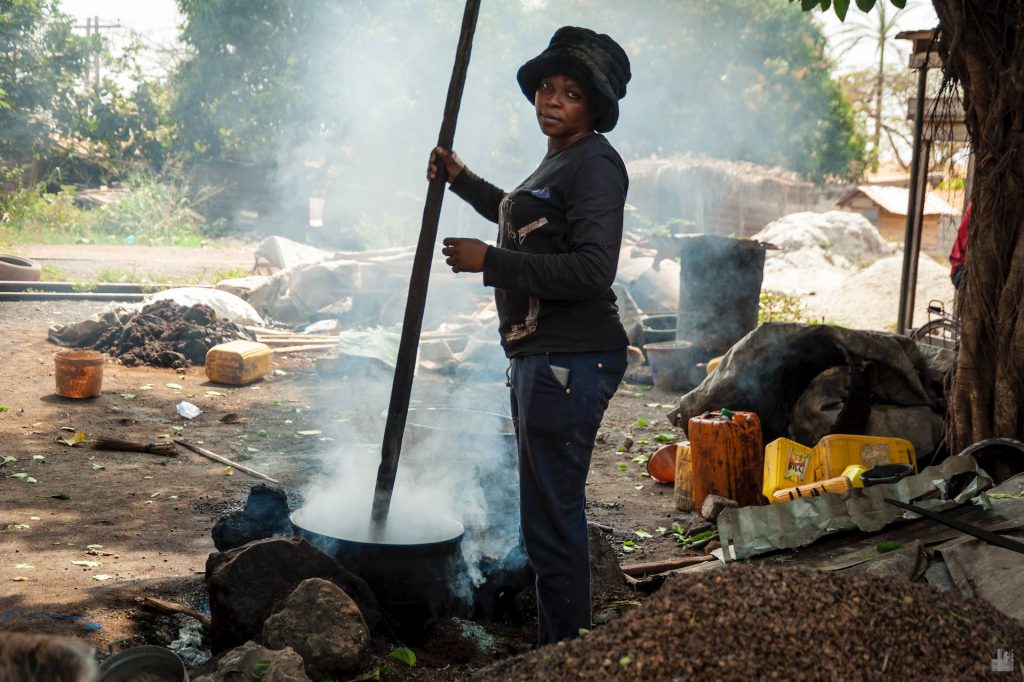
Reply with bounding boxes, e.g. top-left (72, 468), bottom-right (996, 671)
top-left (73, 16), bottom-right (121, 87)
